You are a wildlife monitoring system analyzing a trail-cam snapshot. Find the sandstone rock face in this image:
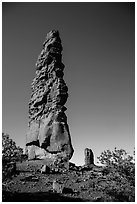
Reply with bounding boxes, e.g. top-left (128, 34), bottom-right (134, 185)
top-left (41, 165), bottom-right (50, 174)
top-left (26, 30), bottom-right (74, 164)
top-left (84, 148), bottom-right (94, 166)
